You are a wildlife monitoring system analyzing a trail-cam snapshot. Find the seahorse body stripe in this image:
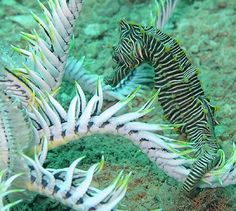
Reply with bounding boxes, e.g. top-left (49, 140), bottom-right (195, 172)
top-left (107, 19), bottom-right (220, 196)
